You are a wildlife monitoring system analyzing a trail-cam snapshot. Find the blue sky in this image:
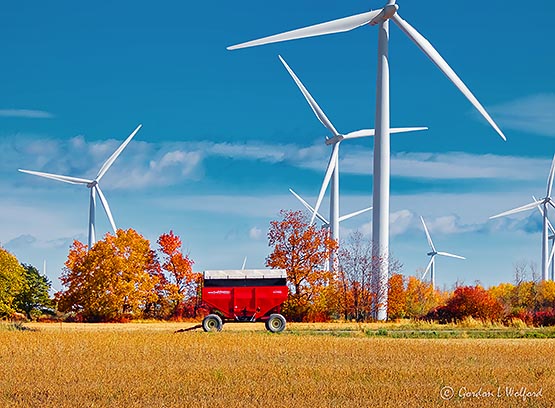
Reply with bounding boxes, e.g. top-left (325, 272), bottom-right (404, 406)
top-left (1, 0), bottom-right (554, 291)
